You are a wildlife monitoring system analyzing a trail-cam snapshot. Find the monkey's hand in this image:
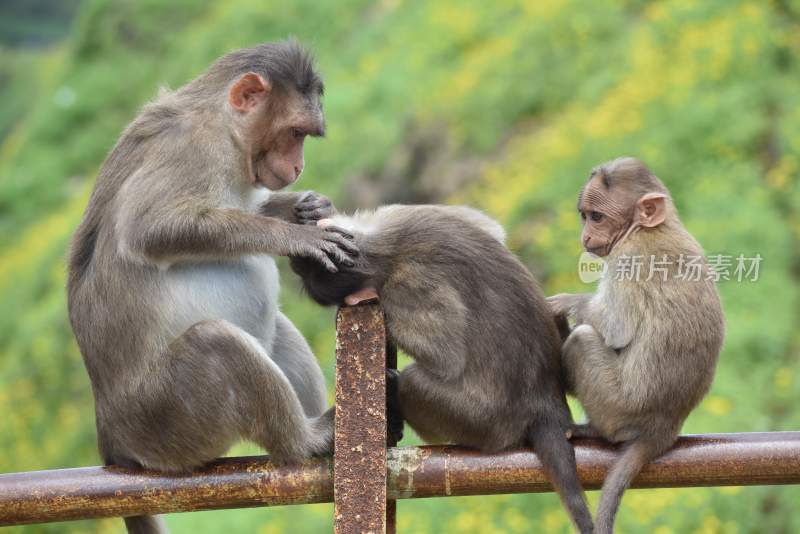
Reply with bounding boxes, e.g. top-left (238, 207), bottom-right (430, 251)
top-left (289, 224), bottom-right (359, 273)
top-left (546, 293), bottom-right (573, 316)
top-left (294, 191), bottom-right (337, 225)
top-left (546, 293), bottom-right (589, 318)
